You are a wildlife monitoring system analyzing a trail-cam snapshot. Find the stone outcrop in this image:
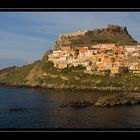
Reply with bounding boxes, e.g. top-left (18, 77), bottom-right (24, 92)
top-left (69, 100), bottom-right (94, 107)
top-left (55, 24), bottom-right (138, 50)
top-left (25, 66), bottom-right (44, 86)
top-left (25, 62), bottom-right (48, 87)
top-left (95, 92), bottom-right (140, 106)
